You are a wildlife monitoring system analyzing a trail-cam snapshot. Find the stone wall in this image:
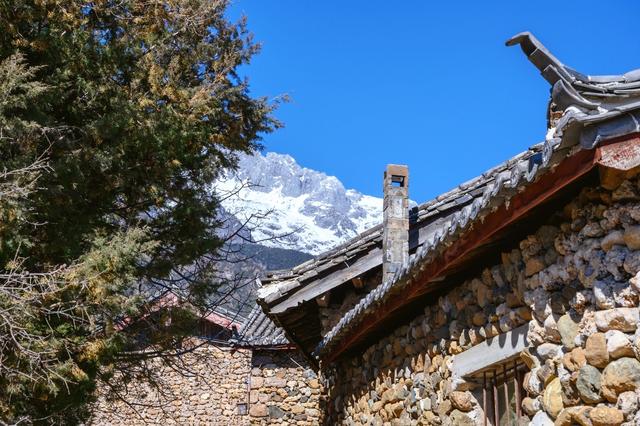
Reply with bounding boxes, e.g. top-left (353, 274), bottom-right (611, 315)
top-left (90, 344), bottom-right (252, 425)
top-left (90, 343), bottom-right (322, 425)
top-left (248, 350), bottom-right (323, 425)
top-left (322, 178), bottom-right (640, 425)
